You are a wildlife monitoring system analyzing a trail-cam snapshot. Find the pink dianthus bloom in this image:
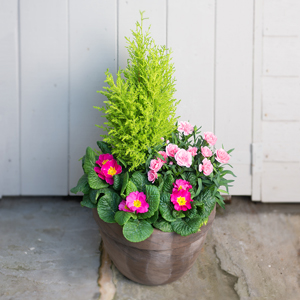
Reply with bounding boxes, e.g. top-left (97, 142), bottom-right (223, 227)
top-left (170, 189), bottom-right (192, 211)
top-left (126, 191), bottom-right (149, 213)
top-left (198, 158), bottom-right (213, 176)
top-left (175, 149), bottom-right (192, 168)
top-left (101, 159), bottom-right (122, 185)
top-left (148, 170), bottom-right (158, 183)
top-left (201, 146), bottom-right (212, 158)
top-left (178, 121), bottom-right (194, 136)
top-left (187, 146), bottom-right (198, 157)
top-left (149, 159), bottom-right (163, 172)
top-left (157, 151), bottom-right (168, 164)
top-left (96, 153), bottom-right (114, 167)
top-left (173, 179), bottom-right (192, 193)
top-left (118, 200), bottom-right (134, 212)
top-left (203, 132), bottom-right (217, 146)
top-left (215, 149), bottom-right (230, 164)
top-left (166, 143), bottom-right (179, 157)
